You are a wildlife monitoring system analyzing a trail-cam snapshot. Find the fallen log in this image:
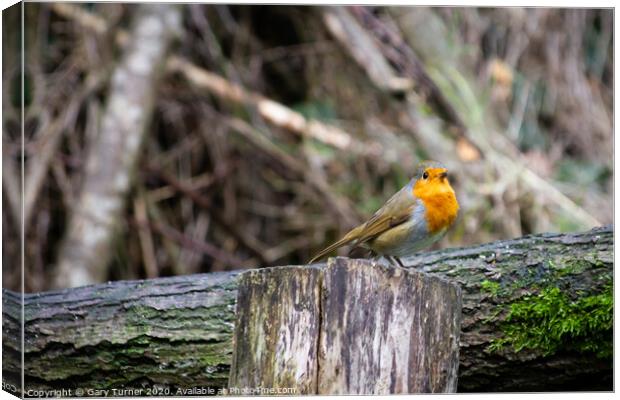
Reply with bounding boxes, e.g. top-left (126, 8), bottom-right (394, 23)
top-left (2, 226), bottom-right (612, 394)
